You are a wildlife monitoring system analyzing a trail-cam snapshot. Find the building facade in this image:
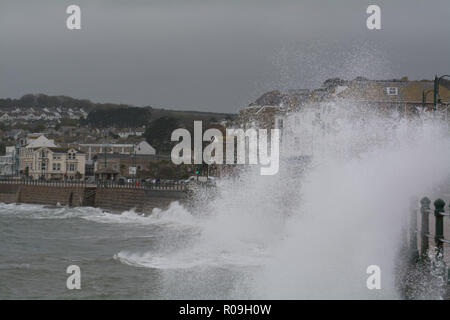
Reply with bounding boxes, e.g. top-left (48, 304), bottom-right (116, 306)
top-left (92, 153), bottom-right (170, 181)
top-left (21, 147), bottom-right (85, 180)
top-left (0, 146), bottom-right (18, 177)
top-left (19, 135), bottom-right (57, 175)
top-left (18, 134), bottom-right (57, 148)
top-left (78, 140), bottom-right (156, 161)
